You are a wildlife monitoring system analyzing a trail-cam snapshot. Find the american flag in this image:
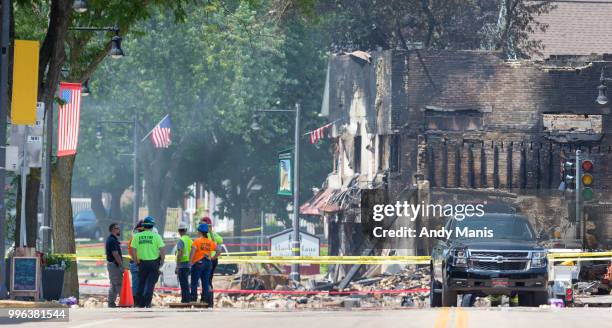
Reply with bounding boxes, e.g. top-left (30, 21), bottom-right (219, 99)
top-left (57, 82), bottom-right (82, 157)
top-left (151, 115), bottom-right (172, 148)
top-left (309, 123), bottom-right (332, 144)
